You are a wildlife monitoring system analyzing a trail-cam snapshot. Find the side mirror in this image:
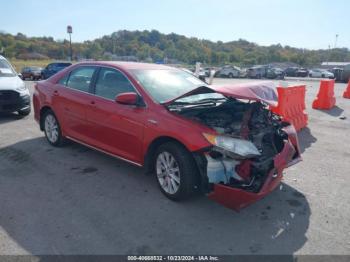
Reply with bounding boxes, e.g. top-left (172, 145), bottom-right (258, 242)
top-left (18, 73), bottom-right (23, 79)
top-left (115, 92), bottom-right (139, 105)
